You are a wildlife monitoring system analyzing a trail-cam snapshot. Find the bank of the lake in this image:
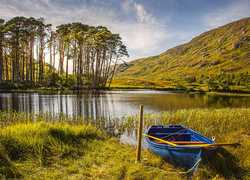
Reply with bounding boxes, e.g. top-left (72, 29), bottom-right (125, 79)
top-left (1, 77), bottom-right (250, 94)
top-left (0, 108), bottom-right (249, 179)
top-left (109, 78), bottom-right (250, 94)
